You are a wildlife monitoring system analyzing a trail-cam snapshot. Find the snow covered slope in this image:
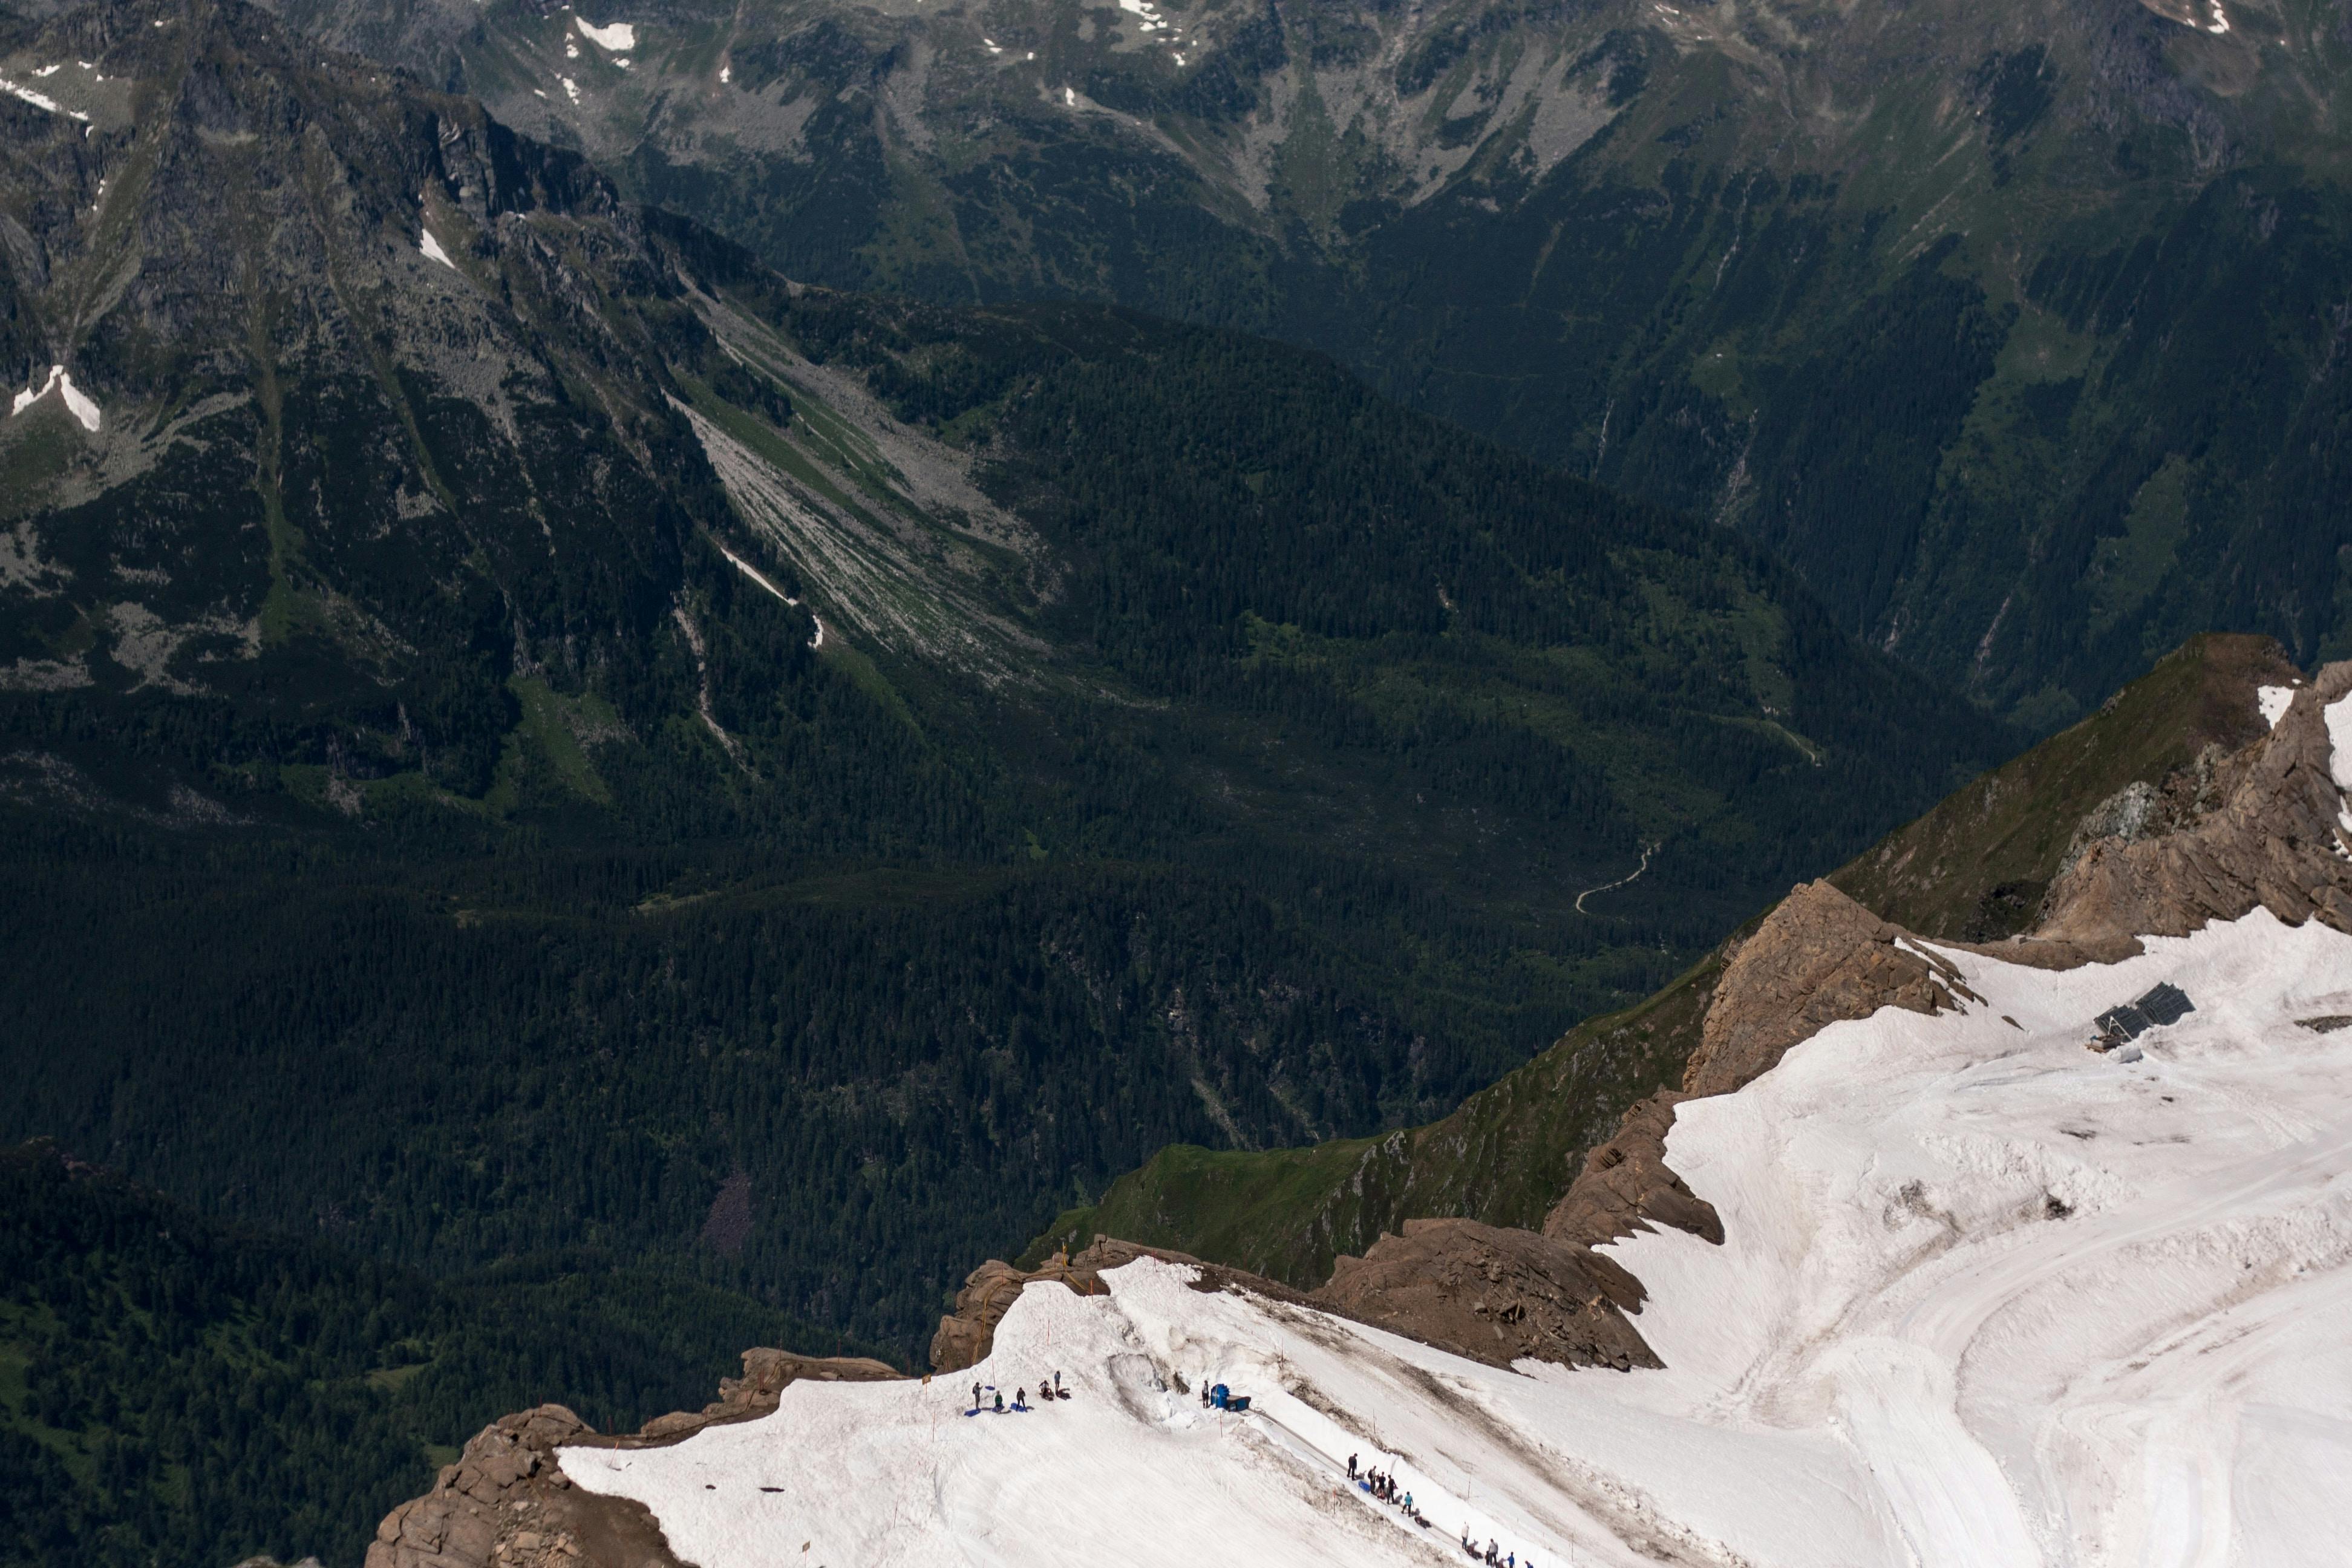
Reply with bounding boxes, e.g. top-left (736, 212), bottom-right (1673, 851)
top-left (563, 907), bottom-right (2352, 1568)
